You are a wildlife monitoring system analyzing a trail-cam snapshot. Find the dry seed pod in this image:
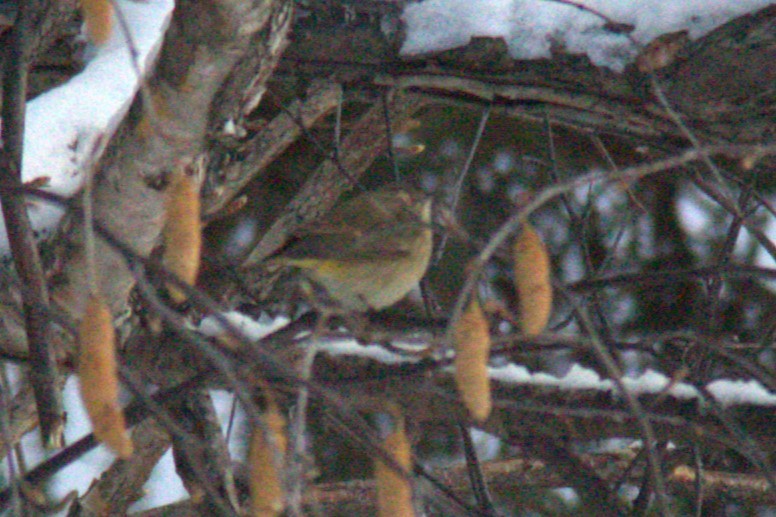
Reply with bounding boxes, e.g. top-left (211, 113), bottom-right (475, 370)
top-left (77, 294), bottom-right (133, 458)
top-left (81, 0), bottom-right (113, 45)
top-left (249, 404), bottom-right (287, 517)
top-left (162, 169), bottom-right (202, 303)
top-left (374, 408), bottom-right (414, 517)
top-left (453, 297), bottom-right (492, 422)
top-left (513, 222), bottom-right (553, 336)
